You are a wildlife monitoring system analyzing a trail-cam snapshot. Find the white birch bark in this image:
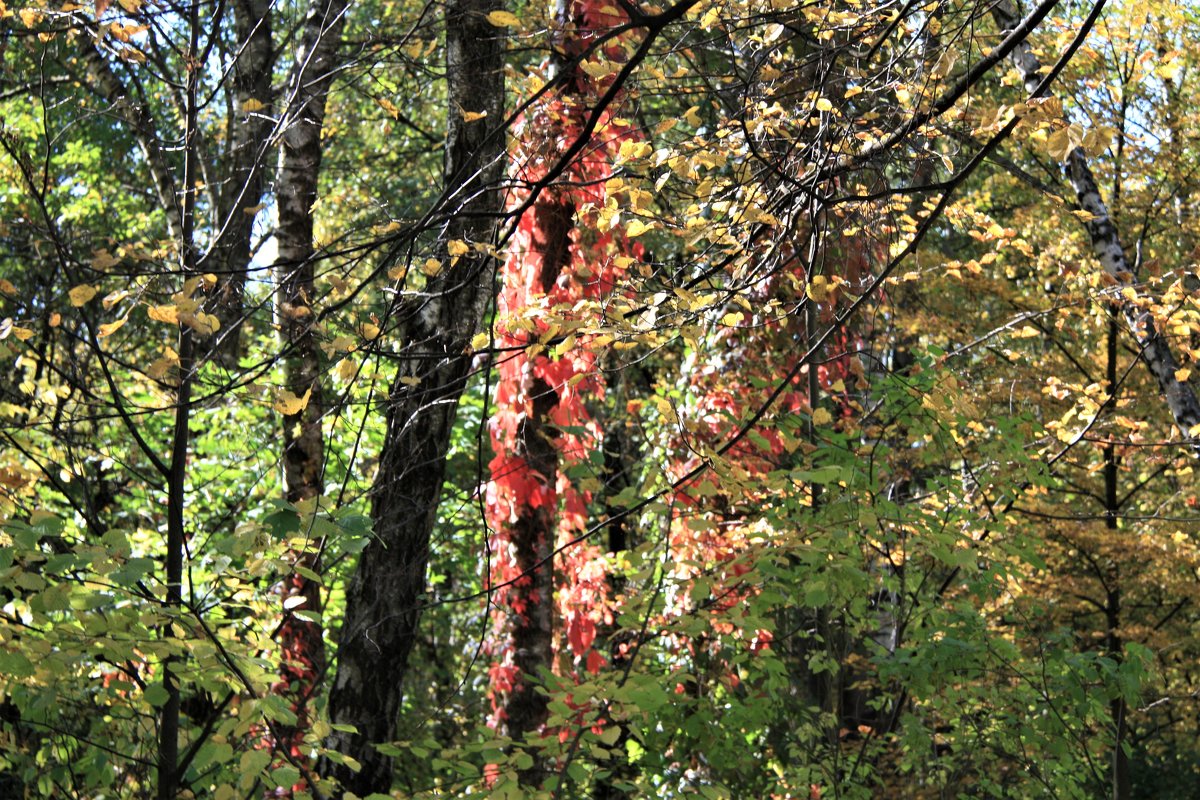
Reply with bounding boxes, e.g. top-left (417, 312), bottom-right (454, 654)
top-left (993, 0), bottom-right (1200, 447)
